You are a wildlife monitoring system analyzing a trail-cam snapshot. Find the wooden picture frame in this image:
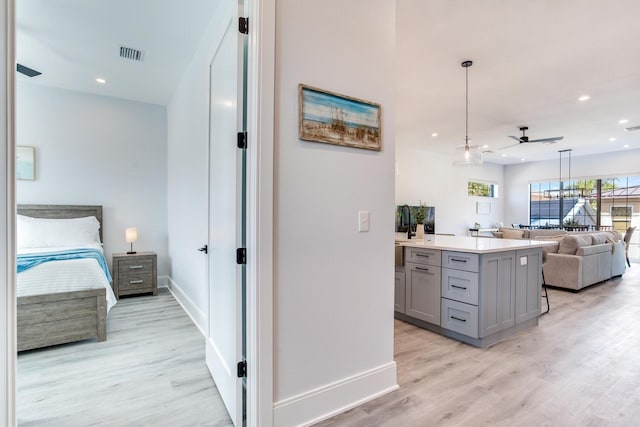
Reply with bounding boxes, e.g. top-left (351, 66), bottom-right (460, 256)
top-left (16, 145), bottom-right (35, 180)
top-left (298, 84), bottom-right (382, 151)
